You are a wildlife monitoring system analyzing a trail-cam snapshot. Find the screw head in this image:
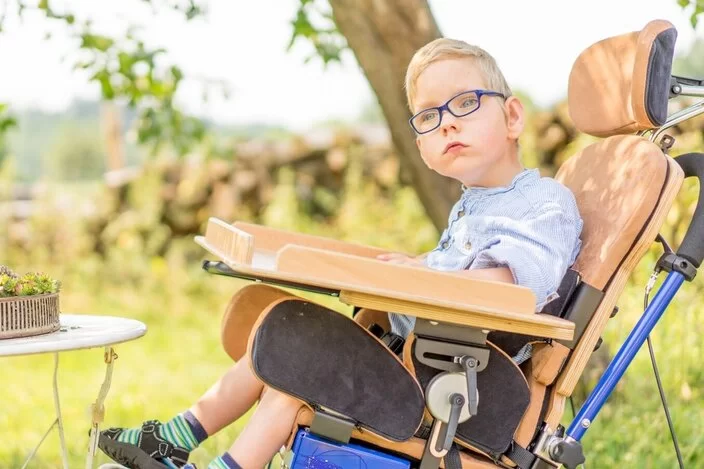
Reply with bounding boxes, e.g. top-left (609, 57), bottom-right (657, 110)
top-left (581, 418), bottom-right (591, 428)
